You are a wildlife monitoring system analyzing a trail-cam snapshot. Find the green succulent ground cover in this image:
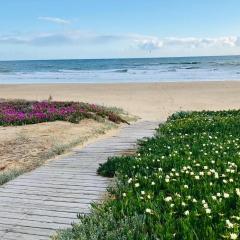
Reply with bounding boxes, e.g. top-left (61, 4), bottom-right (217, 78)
top-left (54, 110), bottom-right (240, 240)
